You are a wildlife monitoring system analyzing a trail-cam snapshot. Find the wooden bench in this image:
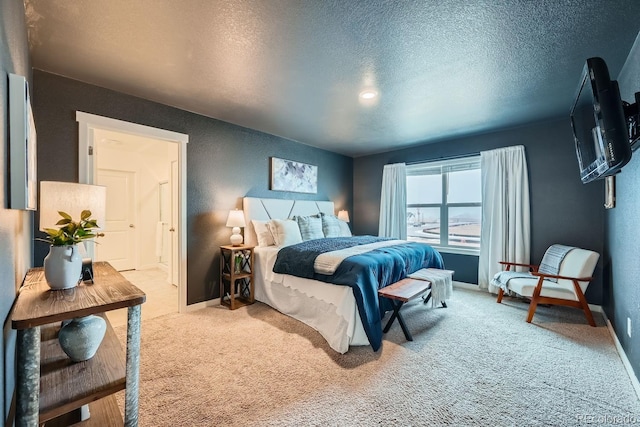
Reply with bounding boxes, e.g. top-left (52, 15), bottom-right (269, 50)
top-left (378, 278), bottom-right (432, 341)
top-left (379, 269), bottom-right (455, 341)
